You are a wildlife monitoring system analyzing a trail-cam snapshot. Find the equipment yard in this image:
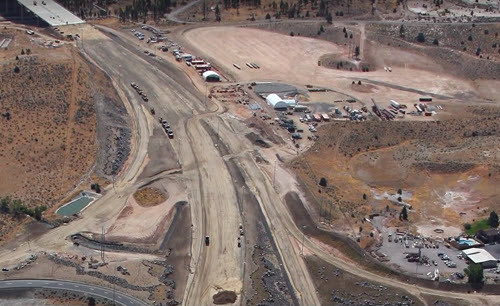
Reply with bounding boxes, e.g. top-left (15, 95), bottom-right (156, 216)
top-left (1, 0), bottom-right (499, 305)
